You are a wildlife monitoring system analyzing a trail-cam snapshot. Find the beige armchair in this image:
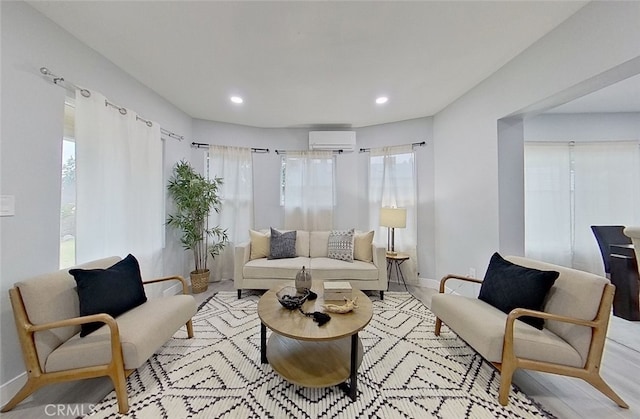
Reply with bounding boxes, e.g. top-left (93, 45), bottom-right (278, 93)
top-left (432, 256), bottom-right (628, 408)
top-left (1, 257), bottom-right (197, 414)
